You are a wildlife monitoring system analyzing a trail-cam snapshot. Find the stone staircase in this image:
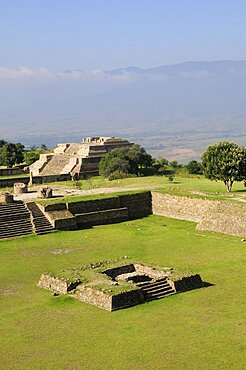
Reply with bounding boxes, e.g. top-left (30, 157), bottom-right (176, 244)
top-left (0, 201), bottom-right (33, 239)
top-left (40, 155), bottom-right (70, 175)
top-left (64, 143), bottom-right (81, 155)
top-left (137, 277), bottom-right (175, 302)
top-left (25, 202), bottom-right (54, 235)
